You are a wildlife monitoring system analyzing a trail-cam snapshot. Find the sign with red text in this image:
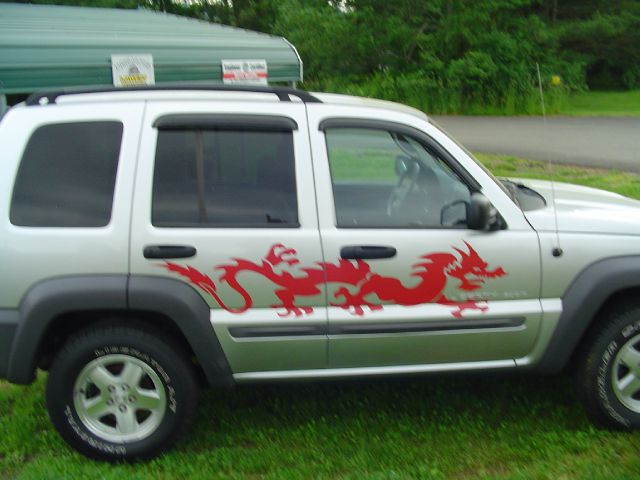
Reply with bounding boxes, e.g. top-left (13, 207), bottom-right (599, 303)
top-left (221, 59), bottom-right (268, 85)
